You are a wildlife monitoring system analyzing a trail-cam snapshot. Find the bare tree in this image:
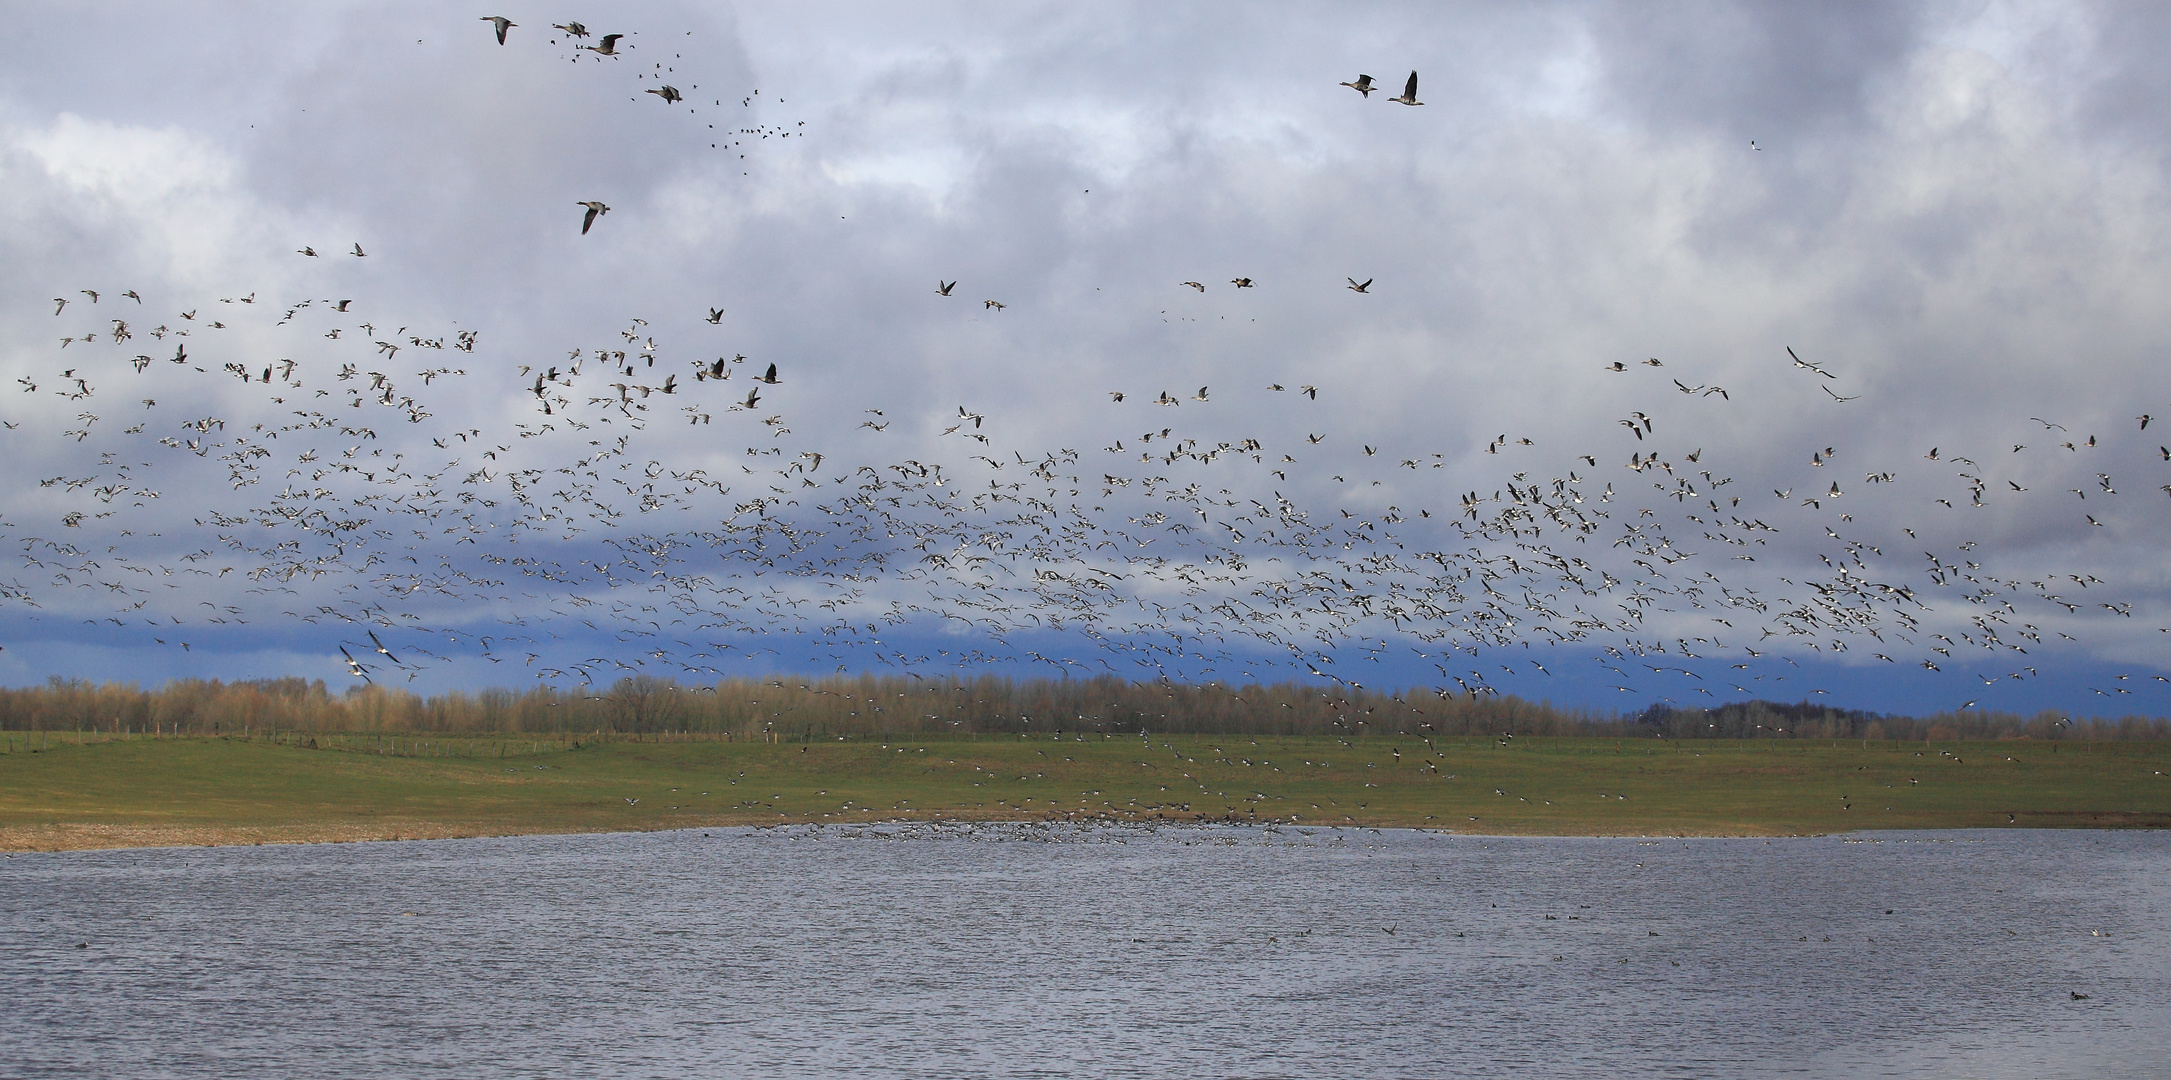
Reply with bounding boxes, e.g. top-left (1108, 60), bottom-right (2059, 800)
top-left (605, 675), bottom-right (682, 733)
